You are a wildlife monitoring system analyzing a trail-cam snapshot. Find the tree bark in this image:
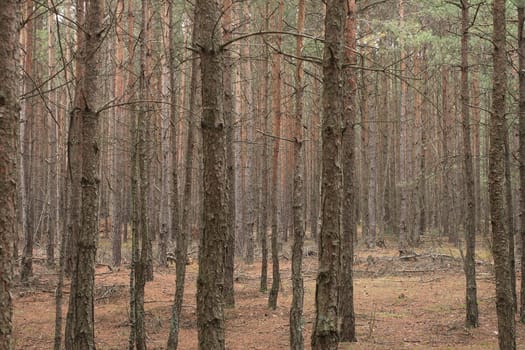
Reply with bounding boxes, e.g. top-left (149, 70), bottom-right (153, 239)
top-left (518, 5), bottom-right (525, 323)
top-left (167, 11), bottom-right (199, 349)
top-left (195, 0), bottom-right (227, 348)
top-left (490, 0), bottom-right (516, 348)
top-left (311, 1), bottom-right (346, 349)
top-left (290, 1), bottom-right (306, 348)
top-left (0, 0), bottom-right (18, 346)
top-left (460, 0), bottom-right (479, 328)
top-left (268, 0), bottom-right (284, 311)
top-left (20, 0), bottom-right (34, 282)
top-left (158, 0), bottom-right (173, 267)
top-left (222, 0), bottom-right (236, 308)
top-left (240, 1), bottom-right (256, 265)
top-left (65, 0), bottom-right (104, 347)
top-left (339, 0), bottom-right (357, 342)
top-left (259, 2), bottom-right (271, 294)
top-left (398, 0), bottom-right (409, 249)
top-left (504, 120), bottom-right (517, 312)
